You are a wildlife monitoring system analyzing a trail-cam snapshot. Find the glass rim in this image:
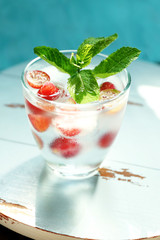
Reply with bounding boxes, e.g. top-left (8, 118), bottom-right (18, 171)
top-left (21, 50), bottom-right (131, 109)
